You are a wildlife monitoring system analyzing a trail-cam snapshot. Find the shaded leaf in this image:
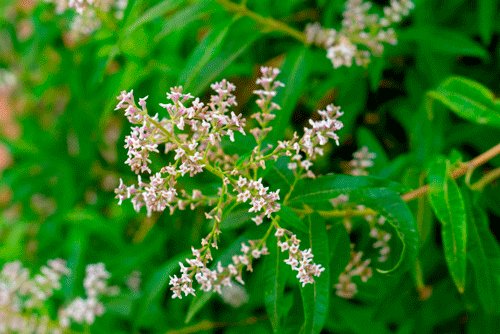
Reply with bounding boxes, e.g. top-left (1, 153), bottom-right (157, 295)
top-left (135, 253), bottom-right (189, 323)
top-left (125, 0), bottom-right (186, 35)
top-left (179, 18), bottom-right (233, 92)
top-left (399, 26), bottom-right (488, 60)
top-left (265, 156), bottom-right (295, 195)
top-left (356, 127), bottom-right (389, 175)
top-left (479, 0), bottom-right (496, 45)
top-left (270, 46), bottom-right (310, 141)
top-left (155, 1), bottom-right (217, 41)
top-left (189, 24), bottom-right (261, 96)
